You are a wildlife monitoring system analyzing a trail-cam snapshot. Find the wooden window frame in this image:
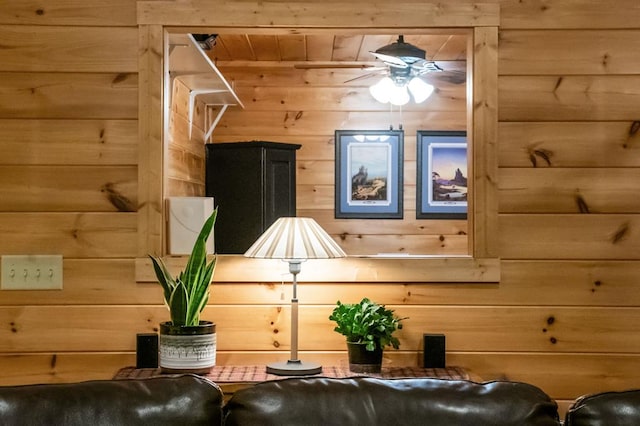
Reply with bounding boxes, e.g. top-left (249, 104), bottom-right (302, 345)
top-left (135, 1), bottom-right (500, 283)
